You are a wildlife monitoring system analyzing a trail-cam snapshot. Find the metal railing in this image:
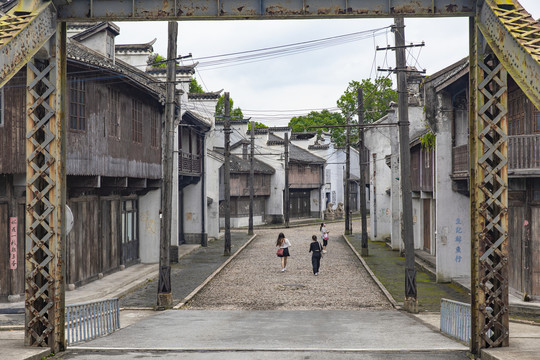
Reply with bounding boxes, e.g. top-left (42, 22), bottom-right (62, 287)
top-left (66, 298), bottom-right (120, 345)
top-left (440, 298), bottom-right (470, 345)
